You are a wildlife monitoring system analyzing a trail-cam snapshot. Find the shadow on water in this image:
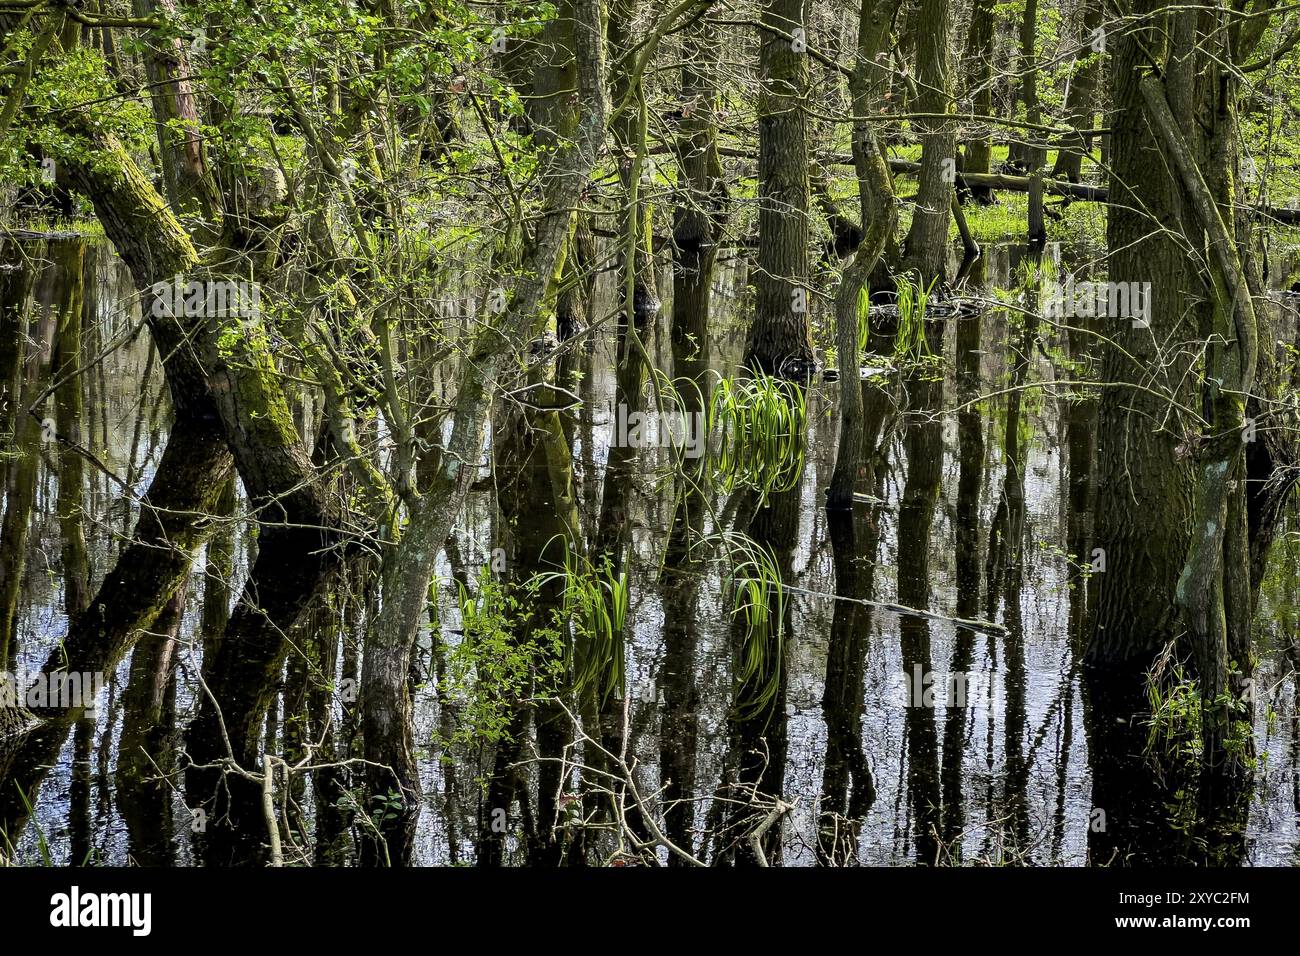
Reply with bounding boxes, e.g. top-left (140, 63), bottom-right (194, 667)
top-left (2, 236), bottom-right (1299, 865)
